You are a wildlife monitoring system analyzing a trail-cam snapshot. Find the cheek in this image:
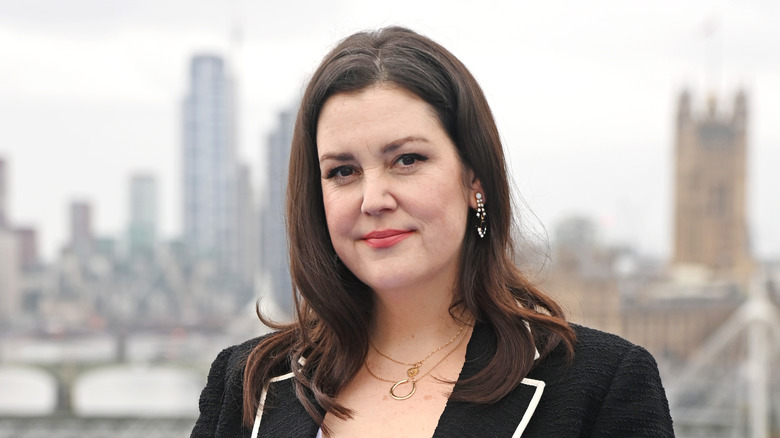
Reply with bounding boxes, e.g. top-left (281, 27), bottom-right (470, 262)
top-left (444, 190), bottom-right (472, 232)
top-left (322, 195), bottom-right (339, 233)
top-left (435, 184), bottom-right (471, 217)
top-left (322, 190), bottom-right (353, 235)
